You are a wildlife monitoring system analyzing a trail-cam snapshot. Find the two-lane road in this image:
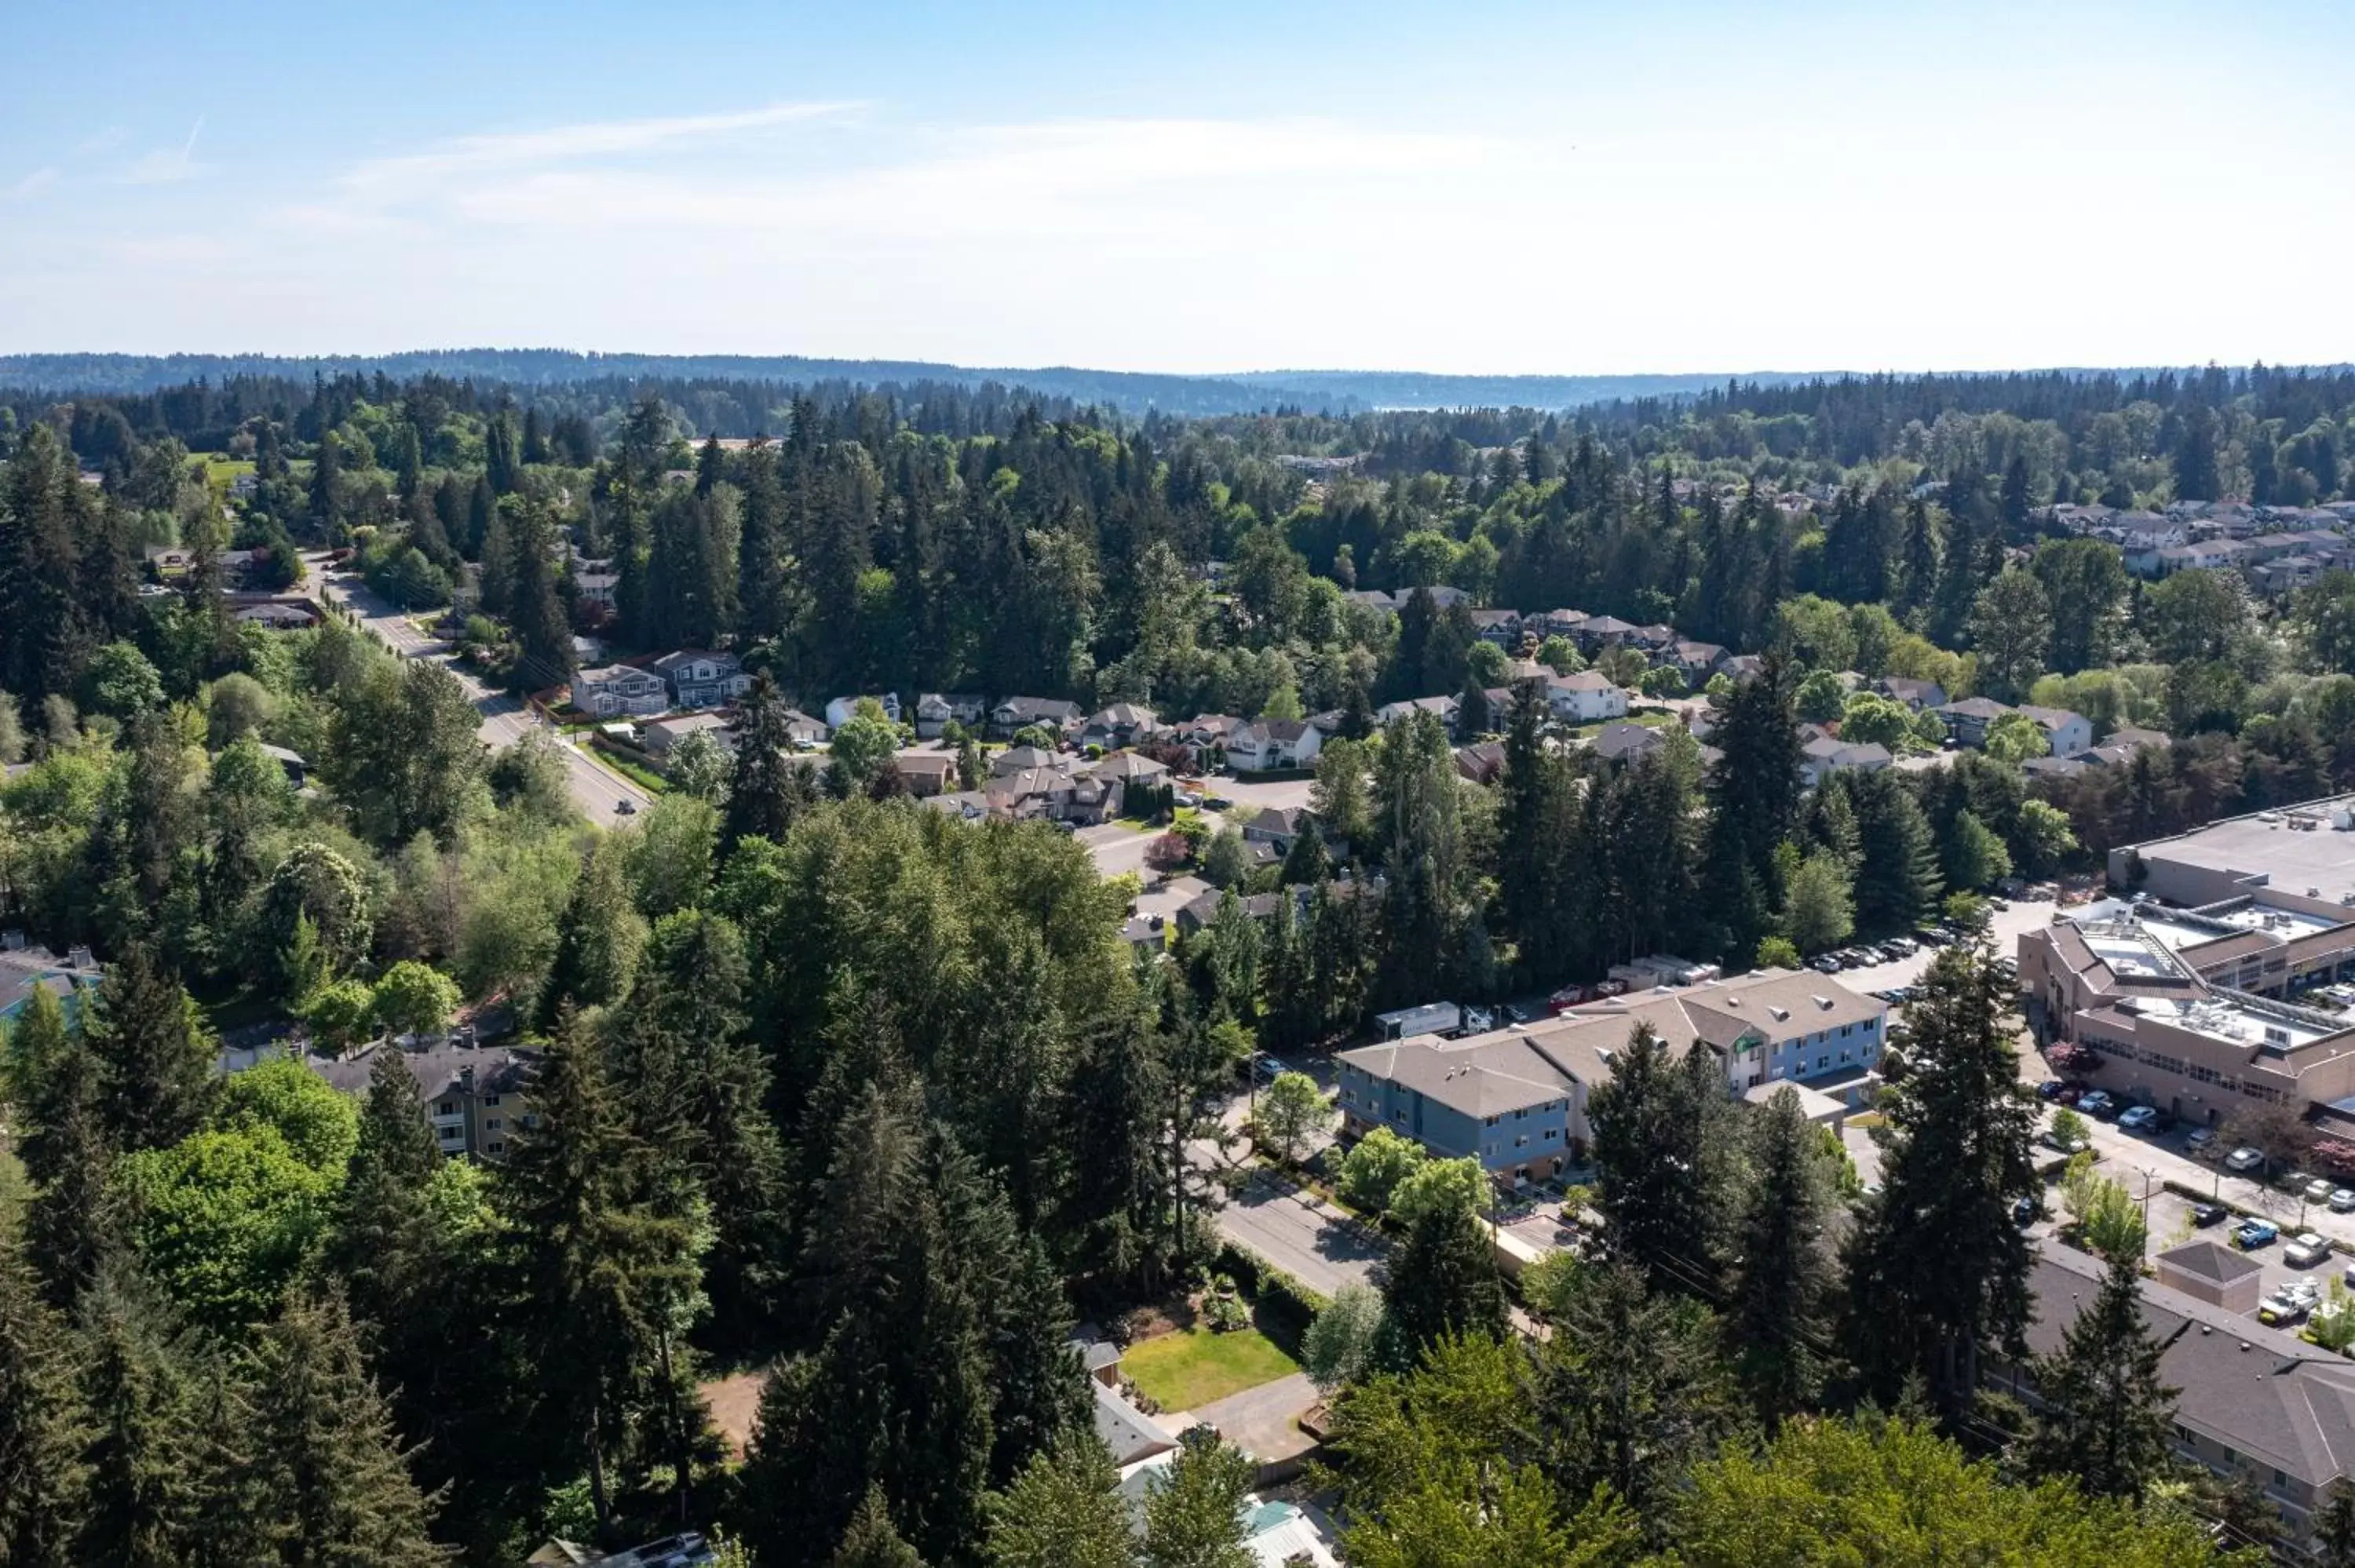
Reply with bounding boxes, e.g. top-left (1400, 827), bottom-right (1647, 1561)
top-left (305, 557), bottom-right (651, 828)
